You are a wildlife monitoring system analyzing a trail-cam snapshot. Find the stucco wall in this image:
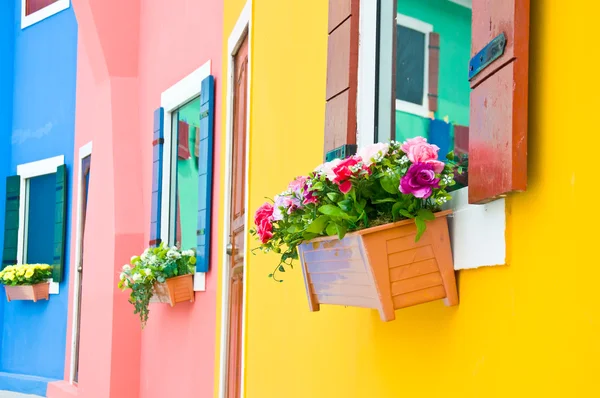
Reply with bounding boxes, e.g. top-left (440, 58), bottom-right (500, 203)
top-left (0, 1), bottom-right (77, 388)
top-left (222, 1), bottom-right (600, 397)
